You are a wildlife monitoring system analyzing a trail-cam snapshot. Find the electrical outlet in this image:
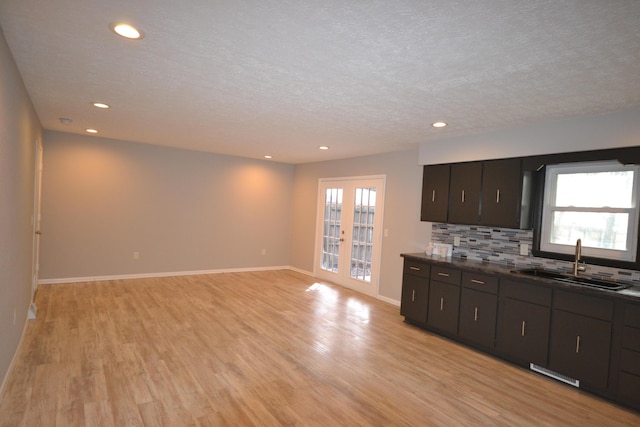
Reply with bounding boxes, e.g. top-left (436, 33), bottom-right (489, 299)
top-left (261, 249), bottom-right (267, 255)
top-left (133, 251), bottom-right (140, 260)
top-left (453, 236), bottom-right (461, 246)
top-left (520, 243), bottom-right (529, 256)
